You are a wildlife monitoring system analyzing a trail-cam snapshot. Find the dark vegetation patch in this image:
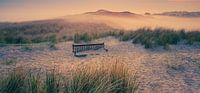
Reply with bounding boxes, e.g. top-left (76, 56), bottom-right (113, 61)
top-left (0, 19), bottom-right (114, 44)
top-left (166, 62), bottom-right (187, 77)
top-left (193, 60), bottom-right (200, 74)
top-left (0, 58), bottom-right (17, 65)
top-left (72, 28), bottom-right (200, 49)
top-left (167, 63), bottom-right (185, 71)
top-left (0, 21), bottom-right (200, 49)
top-left (20, 46), bottom-right (33, 52)
top-left (0, 21), bottom-right (61, 44)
